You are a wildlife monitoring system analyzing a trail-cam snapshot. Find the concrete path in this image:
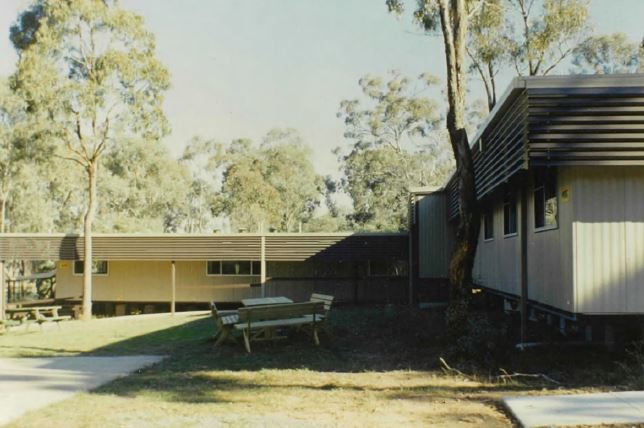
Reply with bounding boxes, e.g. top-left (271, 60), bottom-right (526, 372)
top-left (504, 391), bottom-right (644, 427)
top-left (0, 355), bottom-right (164, 426)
